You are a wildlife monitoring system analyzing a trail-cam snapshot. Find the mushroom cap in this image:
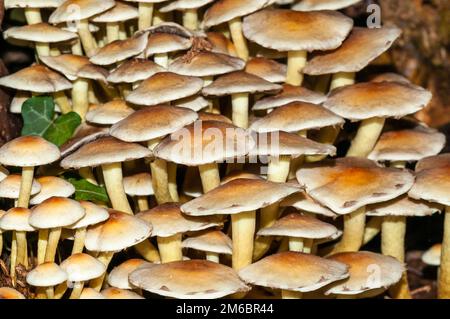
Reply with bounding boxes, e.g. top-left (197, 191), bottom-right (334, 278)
top-left (154, 120), bottom-right (255, 166)
top-left (181, 178), bottom-right (299, 216)
top-left (68, 200), bottom-right (109, 229)
top-left (110, 105), bottom-right (198, 142)
top-left (203, 0), bottom-right (273, 28)
top-left (257, 213), bottom-right (339, 239)
top-left (0, 207), bottom-right (35, 232)
top-left (239, 252), bottom-right (349, 292)
top-left (169, 51), bottom-right (245, 77)
top-left (326, 251), bottom-right (405, 296)
top-left (30, 176), bottom-right (75, 205)
top-left (60, 123), bottom-right (109, 158)
top-left (202, 71), bottom-right (282, 96)
top-left (297, 157), bottom-right (416, 215)
top-left (371, 73), bottom-right (410, 84)
top-left (4, 23), bottom-right (78, 43)
top-left (292, 0), bottom-right (362, 11)
top-left (366, 195), bottom-right (442, 217)
top-left (182, 230), bottom-right (233, 255)
top-left (280, 188), bottom-right (337, 218)
top-left (137, 203), bottom-right (222, 237)
top-left (0, 174), bottom-right (41, 199)
top-left (41, 54), bottom-right (108, 82)
top-left (29, 197), bottom-right (86, 229)
top-left (0, 64), bottom-right (73, 93)
top-left (422, 243), bottom-right (442, 266)
top-left (221, 171), bottom-right (263, 184)
top-left (245, 57), bottom-right (287, 83)
top-left (197, 112), bottom-right (232, 124)
top-left (101, 287), bottom-right (144, 299)
top-left (250, 101), bottom-right (344, 133)
top-left (254, 85), bottom-right (327, 111)
top-left (6, 0), bottom-right (63, 8)
top-left (123, 173), bottom-right (154, 196)
top-left (368, 127), bottom-right (446, 162)
top-left (129, 260), bottom-right (249, 299)
top-left (408, 154), bottom-right (450, 206)
top-left (160, 0), bottom-right (214, 11)
top-left (0, 136), bottom-right (61, 167)
top-left (0, 287), bottom-right (26, 299)
top-left (145, 32), bottom-right (192, 56)
top-left (243, 9), bottom-right (353, 52)
top-left (108, 259), bottom-right (151, 289)
top-left (304, 27), bottom-right (401, 75)
top-left (126, 72), bottom-right (203, 106)
top-left (79, 288), bottom-right (105, 299)
top-left (92, 1), bottom-right (138, 22)
top-left (324, 82), bottom-right (432, 121)
top-left (60, 136), bottom-right (152, 169)
top-left (107, 59), bottom-right (164, 84)
top-left (140, 21), bottom-right (193, 38)
top-left (248, 131), bottom-right (336, 158)
top-left (175, 95), bottom-right (209, 112)
top-left (85, 210), bottom-right (153, 252)
top-left (207, 32), bottom-right (237, 55)
top-left (60, 253), bottom-right (106, 282)
top-left (89, 32), bottom-right (149, 65)
top-left (26, 262), bottom-right (68, 287)
top-left (49, 0), bottom-right (116, 23)
top-left (86, 100), bottom-right (135, 125)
